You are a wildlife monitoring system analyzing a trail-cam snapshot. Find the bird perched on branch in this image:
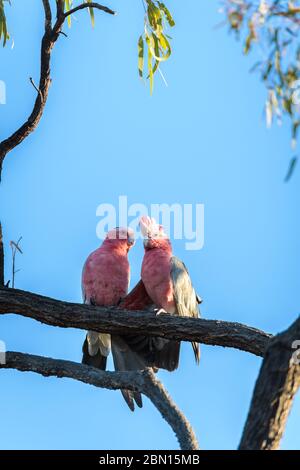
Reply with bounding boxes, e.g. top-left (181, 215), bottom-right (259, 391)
top-left (140, 216), bottom-right (202, 370)
top-left (81, 227), bottom-right (147, 411)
